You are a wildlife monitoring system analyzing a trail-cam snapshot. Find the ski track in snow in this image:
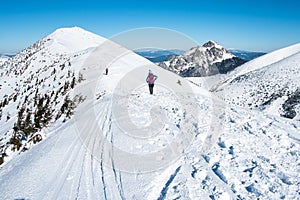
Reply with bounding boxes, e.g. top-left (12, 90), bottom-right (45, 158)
top-left (1, 84), bottom-right (299, 199)
top-left (45, 127), bottom-right (90, 199)
top-left (157, 166), bottom-right (181, 200)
